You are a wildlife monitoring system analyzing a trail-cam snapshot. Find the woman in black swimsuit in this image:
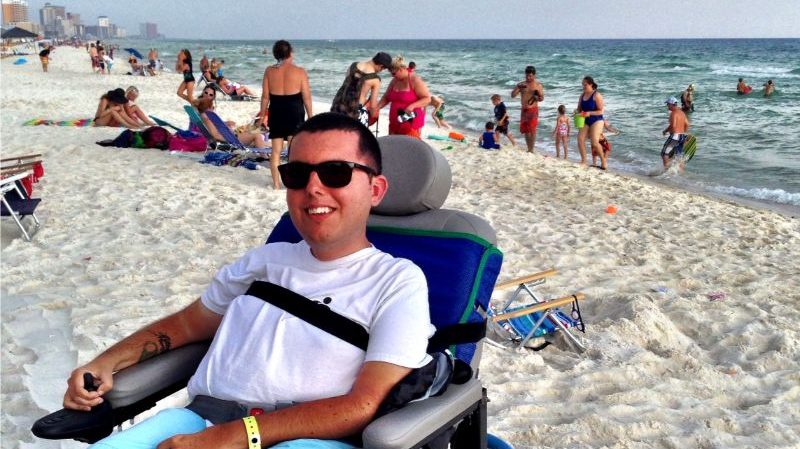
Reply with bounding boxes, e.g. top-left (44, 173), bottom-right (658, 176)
top-left (258, 40), bottom-right (313, 189)
top-left (176, 49), bottom-right (195, 104)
